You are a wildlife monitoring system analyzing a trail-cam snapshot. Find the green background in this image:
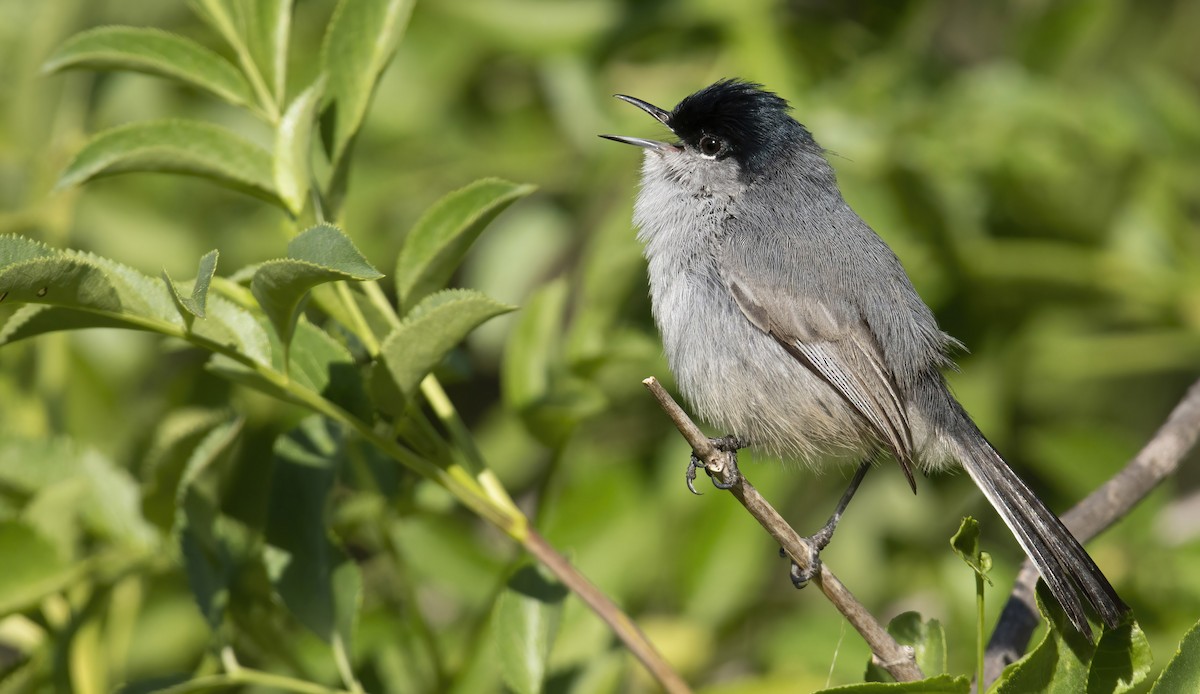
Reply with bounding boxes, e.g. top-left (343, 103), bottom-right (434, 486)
top-left (1, 0), bottom-right (1199, 691)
